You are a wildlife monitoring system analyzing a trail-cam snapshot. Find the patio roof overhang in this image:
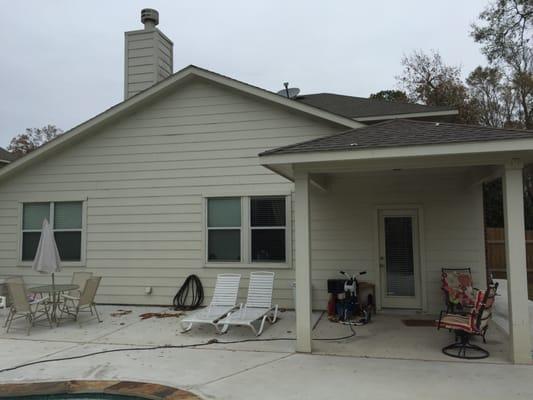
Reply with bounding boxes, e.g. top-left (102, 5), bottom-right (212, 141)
top-left (260, 137), bottom-right (533, 183)
top-left (259, 119), bottom-right (533, 182)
